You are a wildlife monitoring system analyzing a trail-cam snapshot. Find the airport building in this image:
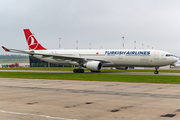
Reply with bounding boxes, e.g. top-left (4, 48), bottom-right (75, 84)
top-left (29, 56), bottom-right (75, 67)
